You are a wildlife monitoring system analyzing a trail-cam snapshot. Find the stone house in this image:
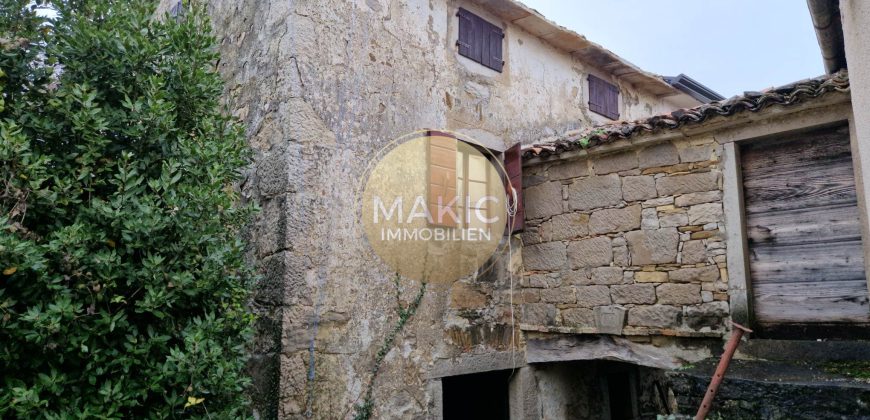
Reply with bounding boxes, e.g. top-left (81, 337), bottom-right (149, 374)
top-left (514, 1), bottom-right (870, 416)
top-left (157, 0), bottom-right (870, 418)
